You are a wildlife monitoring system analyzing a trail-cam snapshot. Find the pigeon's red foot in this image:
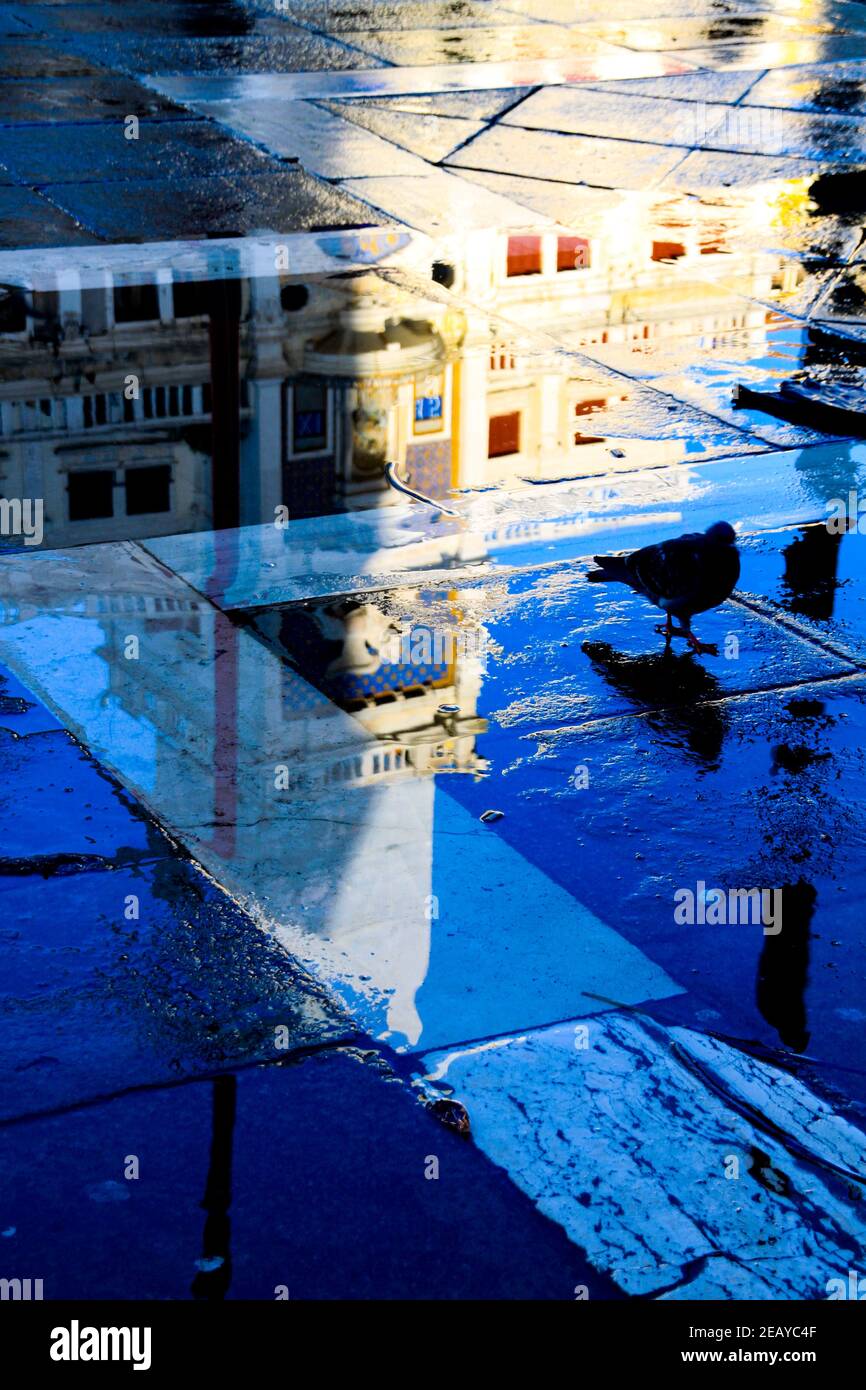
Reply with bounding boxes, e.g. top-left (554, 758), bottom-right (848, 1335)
top-left (686, 634), bottom-right (718, 656)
